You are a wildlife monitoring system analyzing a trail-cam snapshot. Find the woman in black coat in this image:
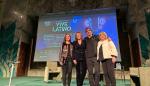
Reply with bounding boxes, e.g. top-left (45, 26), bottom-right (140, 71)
top-left (73, 32), bottom-right (87, 86)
